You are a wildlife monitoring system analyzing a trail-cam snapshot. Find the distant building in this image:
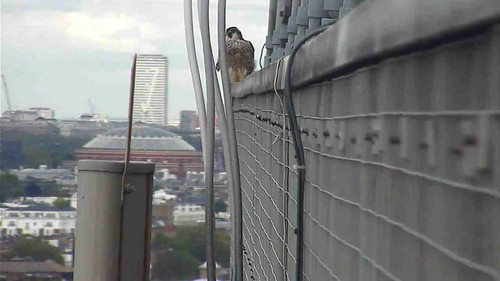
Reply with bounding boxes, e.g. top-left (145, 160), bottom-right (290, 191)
top-left (183, 196), bottom-right (206, 206)
top-left (179, 110), bottom-right (199, 131)
top-left (185, 171), bottom-right (205, 186)
top-left (12, 197), bottom-right (59, 205)
top-left (78, 113), bottom-right (107, 123)
top-left (0, 117), bottom-right (59, 136)
top-left (173, 204), bottom-right (205, 226)
top-left (29, 107), bottom-right (55, 119)
top-left (152, 198), bottom-right (175, 227)
top-left (56, 115), bottom-right (114, 138)
top-left (0, 260), bottom-right (73, 281)
top-left (2, 108), bottom-right (55, 121)
top-left (153, 189), bottom-right (176, 204)
top-left (133, 54), bottom-right (168, 125)
top-left (75, 123), bottom-right (203, 178)
top-left (56, 175), bottom-right (77, 193)
top-left (154, 168), bottom-right (171, 181)
top-left (2, 110), bottom-right (39, 121)
top-left (11, 166), bottom-right (72, 181)
top-left (57, 121), bottom-right (106, 138)
top-left (0, 204), bottom-right (76, 236)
